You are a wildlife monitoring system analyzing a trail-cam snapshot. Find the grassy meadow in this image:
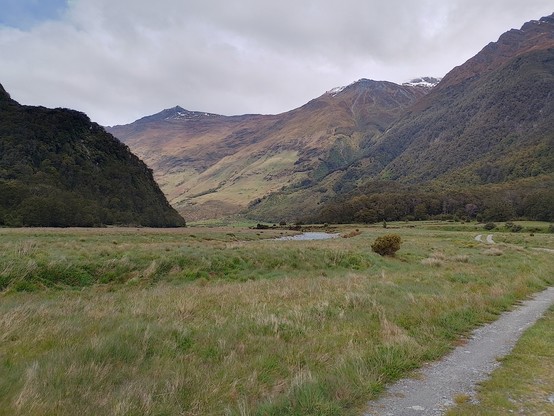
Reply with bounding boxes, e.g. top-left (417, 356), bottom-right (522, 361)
top-left (0, 222), bottom-right (553, 415)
